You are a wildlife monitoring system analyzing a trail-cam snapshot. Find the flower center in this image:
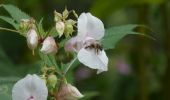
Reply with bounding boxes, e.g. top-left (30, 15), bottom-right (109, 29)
top-left (27, 96), bottom-right (35, 100)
